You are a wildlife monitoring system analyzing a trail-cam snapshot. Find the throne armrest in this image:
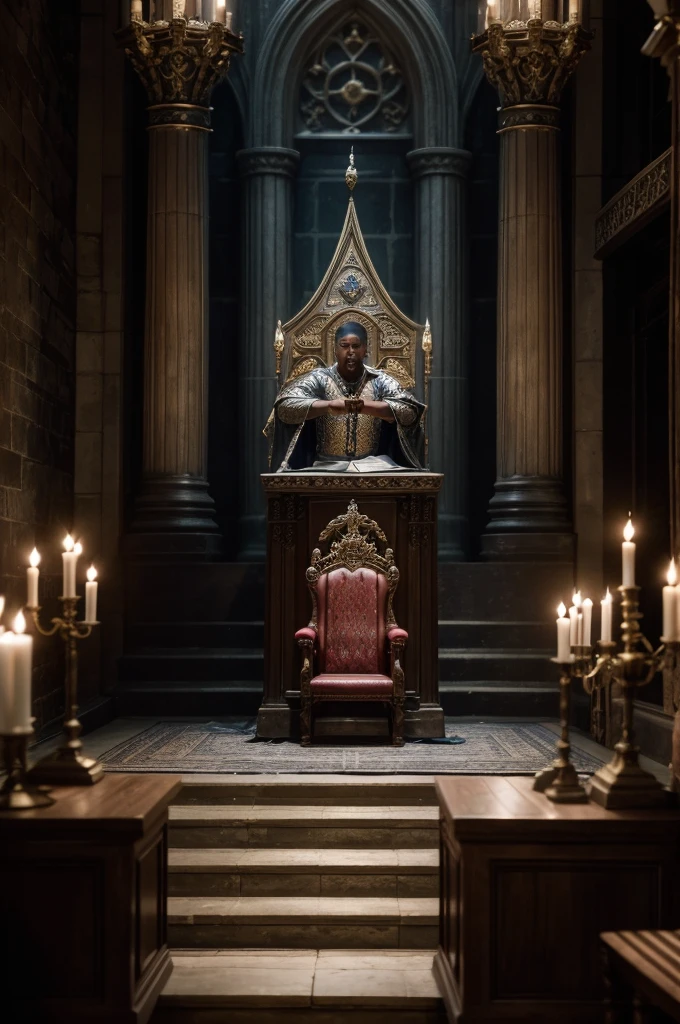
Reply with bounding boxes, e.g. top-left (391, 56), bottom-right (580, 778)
top-left (295, 627), bottom-right (317, 644)
top-left (387, 627), bottom-right (408, 644)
